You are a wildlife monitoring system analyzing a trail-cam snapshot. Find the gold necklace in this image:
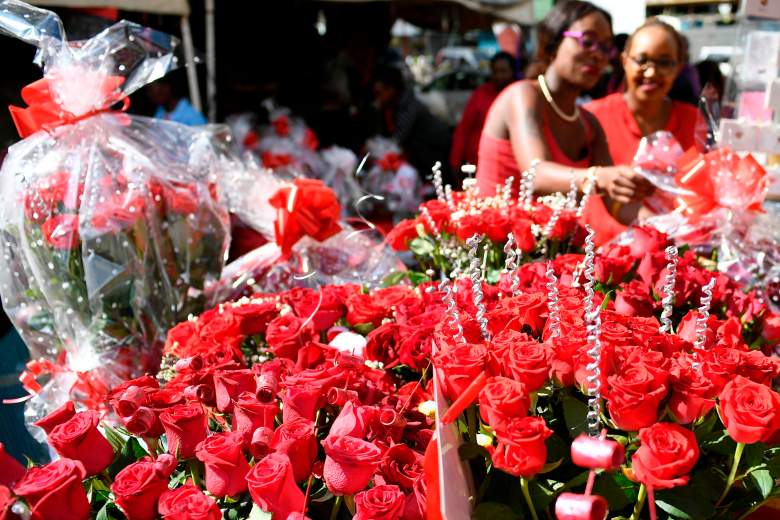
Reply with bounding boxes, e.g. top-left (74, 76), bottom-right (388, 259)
top-left (537, 74), bottom-right (580, 123)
